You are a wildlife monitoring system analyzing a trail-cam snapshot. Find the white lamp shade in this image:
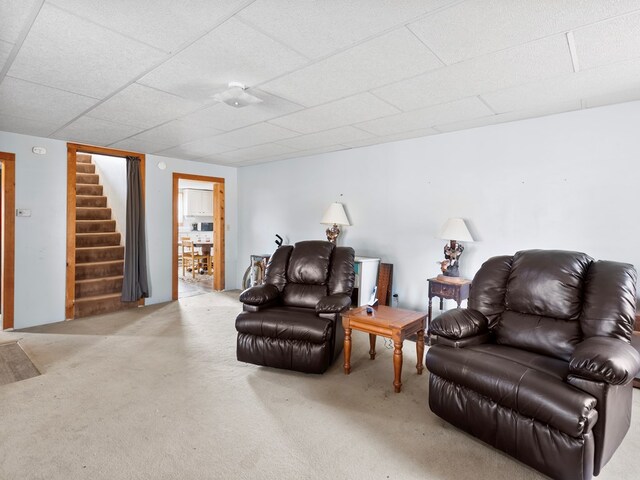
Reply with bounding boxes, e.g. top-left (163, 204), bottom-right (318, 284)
top-left (439, 218), bottom-right (474, 242)
top-left (321, 202), bottom-right (350, 226)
